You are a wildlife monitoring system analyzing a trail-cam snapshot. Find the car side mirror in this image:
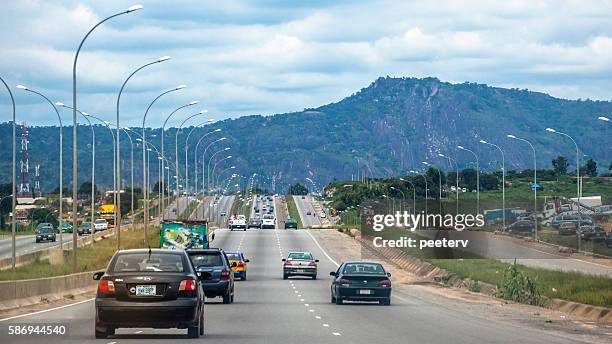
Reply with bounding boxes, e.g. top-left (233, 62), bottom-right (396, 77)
top-left (245, 259), bottom-right (250, 263)
top-left (92, 271), bottom-right (104, 280)
top-left (231, 262), bottom-right (237, 267)
top-left (315, 259), bottom-right (320, 263)
top-left (282, 258), bottom-right (286, 262)
top-left (197, 271), bottom-right (212, 280)
top-left (387, 272), bottom-right (392, 277)
top-left (329, 271), bottom-right (336, 276)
